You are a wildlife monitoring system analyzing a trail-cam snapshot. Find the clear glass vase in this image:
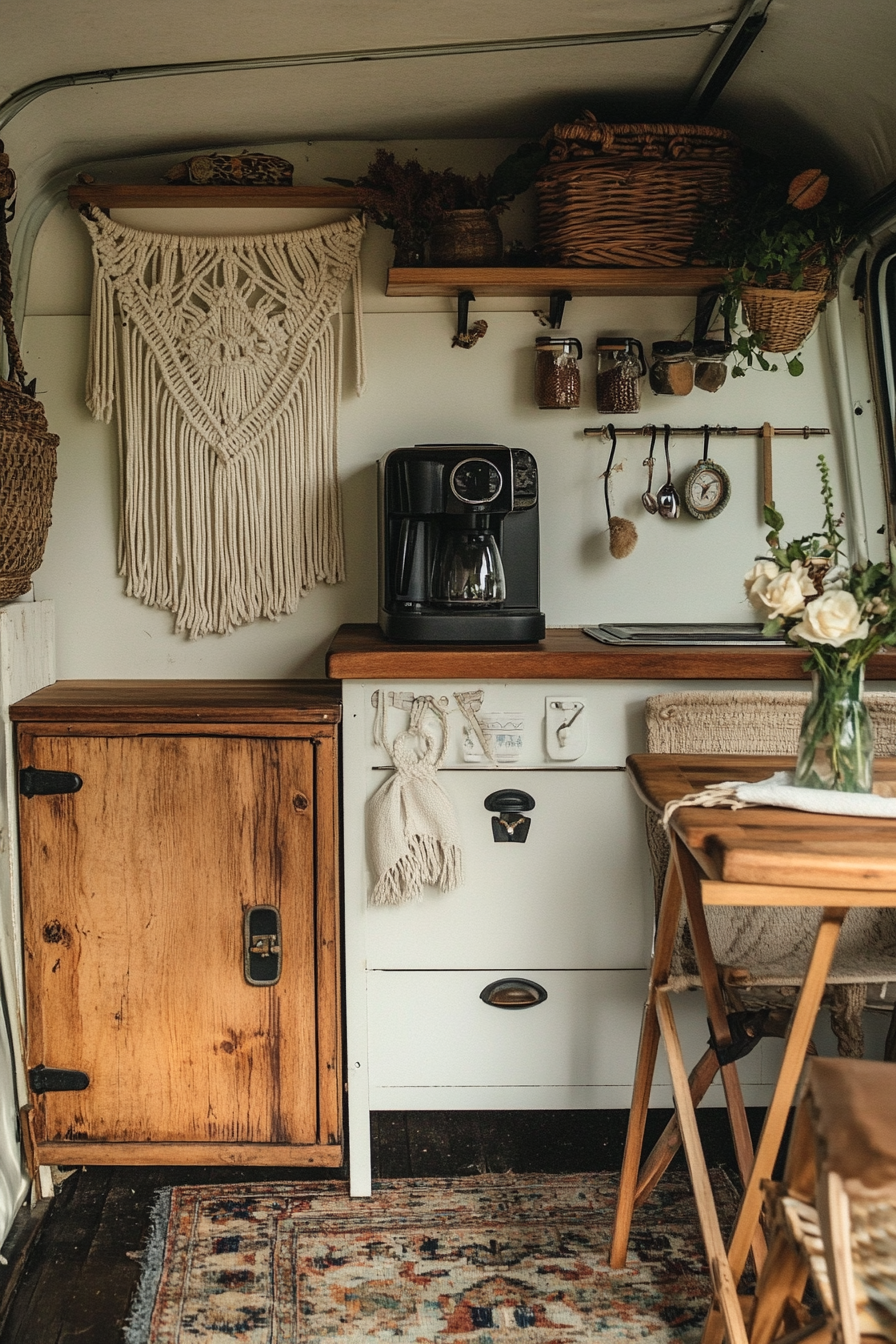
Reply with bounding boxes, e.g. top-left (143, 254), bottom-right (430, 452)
top-left (794, 663), bottom-right (874, 792)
